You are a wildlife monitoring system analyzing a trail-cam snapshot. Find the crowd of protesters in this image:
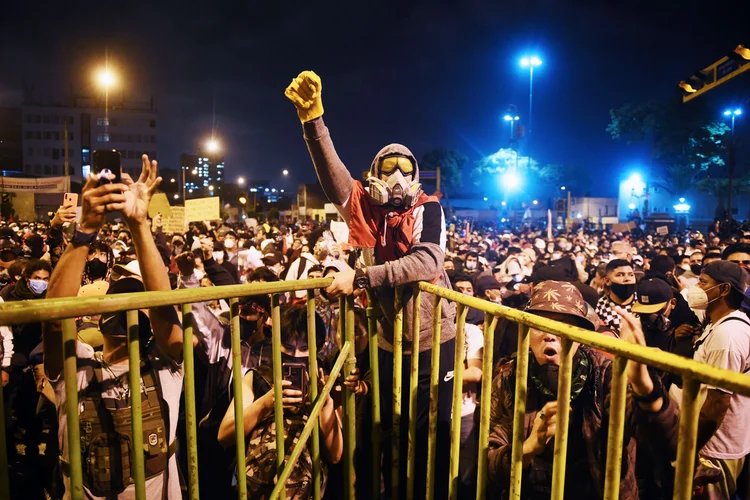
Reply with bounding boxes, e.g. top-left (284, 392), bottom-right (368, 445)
top-left (0, 70), bottom-right (748, 499)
